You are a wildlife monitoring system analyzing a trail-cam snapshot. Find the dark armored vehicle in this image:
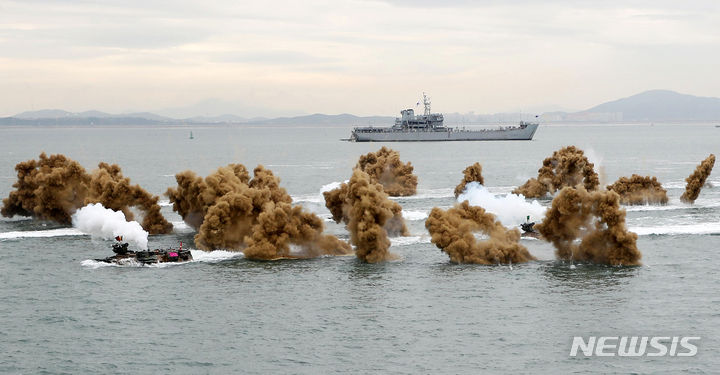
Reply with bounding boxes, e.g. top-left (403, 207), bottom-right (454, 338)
top-left (520, 221), bottom-right (541, 239)
top-left (95, 240), bottom-right (193, 265)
